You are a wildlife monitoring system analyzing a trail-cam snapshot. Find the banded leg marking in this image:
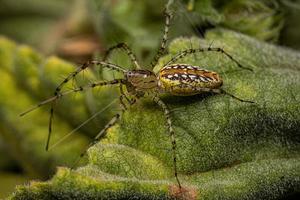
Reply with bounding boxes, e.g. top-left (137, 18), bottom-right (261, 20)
top-left (119, 84), bottom-right (132, 109)
top-left (187, 86), bottom-right (255, 103)
top-left (55, 61), bottom-right (126, 98)
top-left (104, 43), bottom-right (141, 69)
top-left (153, 96), bottom-right (182, 188)
top-left (71, 112), bottom-right (122, 169)
top-left (45, 79), bottom-right (125, 151)
top-left (73, 95), bottom-right (138, 169)
top-left (165, 47), bottom-right (253, 71)
top-left (150, 3), bottom-right (173, 68)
